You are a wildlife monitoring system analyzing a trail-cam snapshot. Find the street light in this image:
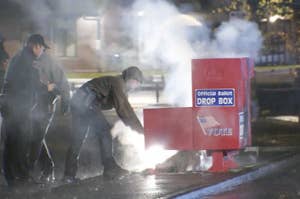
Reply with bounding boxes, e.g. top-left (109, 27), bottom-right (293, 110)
top-left (269, 14), bottom-right (285, 23)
